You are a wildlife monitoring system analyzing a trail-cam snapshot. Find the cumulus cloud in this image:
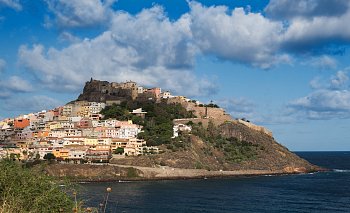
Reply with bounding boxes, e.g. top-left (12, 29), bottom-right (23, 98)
top-left (16, 1), bottom-right (350, 101)
top-left (288, 70), bottom-right (350, 119)
top-left (281, 12), bottom-right (350, 53)
top-left (191, 1), bottom-right (350, 60)
top-left (330, 70), bottom-right (349, 90)
top-left (0, 76), bottom-right (33, 99)
top-left (189, 2), bottom-right (289, 69)
top-left (309, 55), bottom-right (337, 70)
top-left (0, 91), bottom-right (11, 99)
top-left (265, 0), bottom-right (350, 53)
top-left (45, 0), bottom-right (116, 28)
top-left (265, 0), bottom-right (350, 20)
top-left (18, 7), bottom-right (216, 97)
top-left (0, 76), bottom-right (33, 93)
top-left (0, 0), bottom-right (22, 11)
top-left (288, 90), bottom-right (350, 119)
top-left (58, 31), bottom-right (81, 43)
top-left (2, 95), bottom-right (63, 112)
top-left (110, 6), bottom-right (195, 69)
top-left (0, 58), bottom-right (6, 73)
top-left (39, 1), bottom-right (350, 69)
